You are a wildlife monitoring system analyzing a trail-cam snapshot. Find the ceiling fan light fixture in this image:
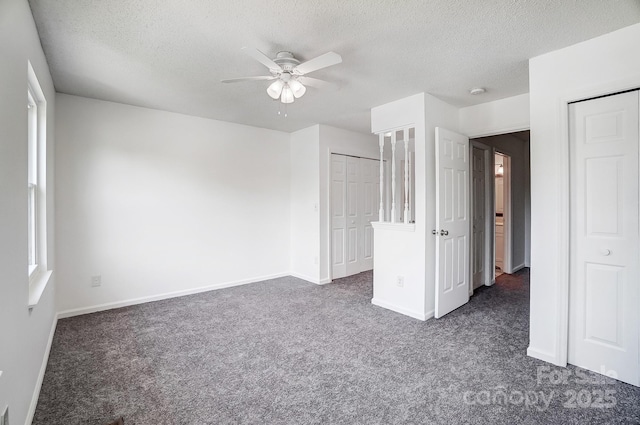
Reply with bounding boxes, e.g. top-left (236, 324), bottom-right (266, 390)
top-left (267, 80), bottom-right (284, 99)
top-left (281, 84), bottom-right (295, 104)
top-left (289, 79), bottom-right (306, 99)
